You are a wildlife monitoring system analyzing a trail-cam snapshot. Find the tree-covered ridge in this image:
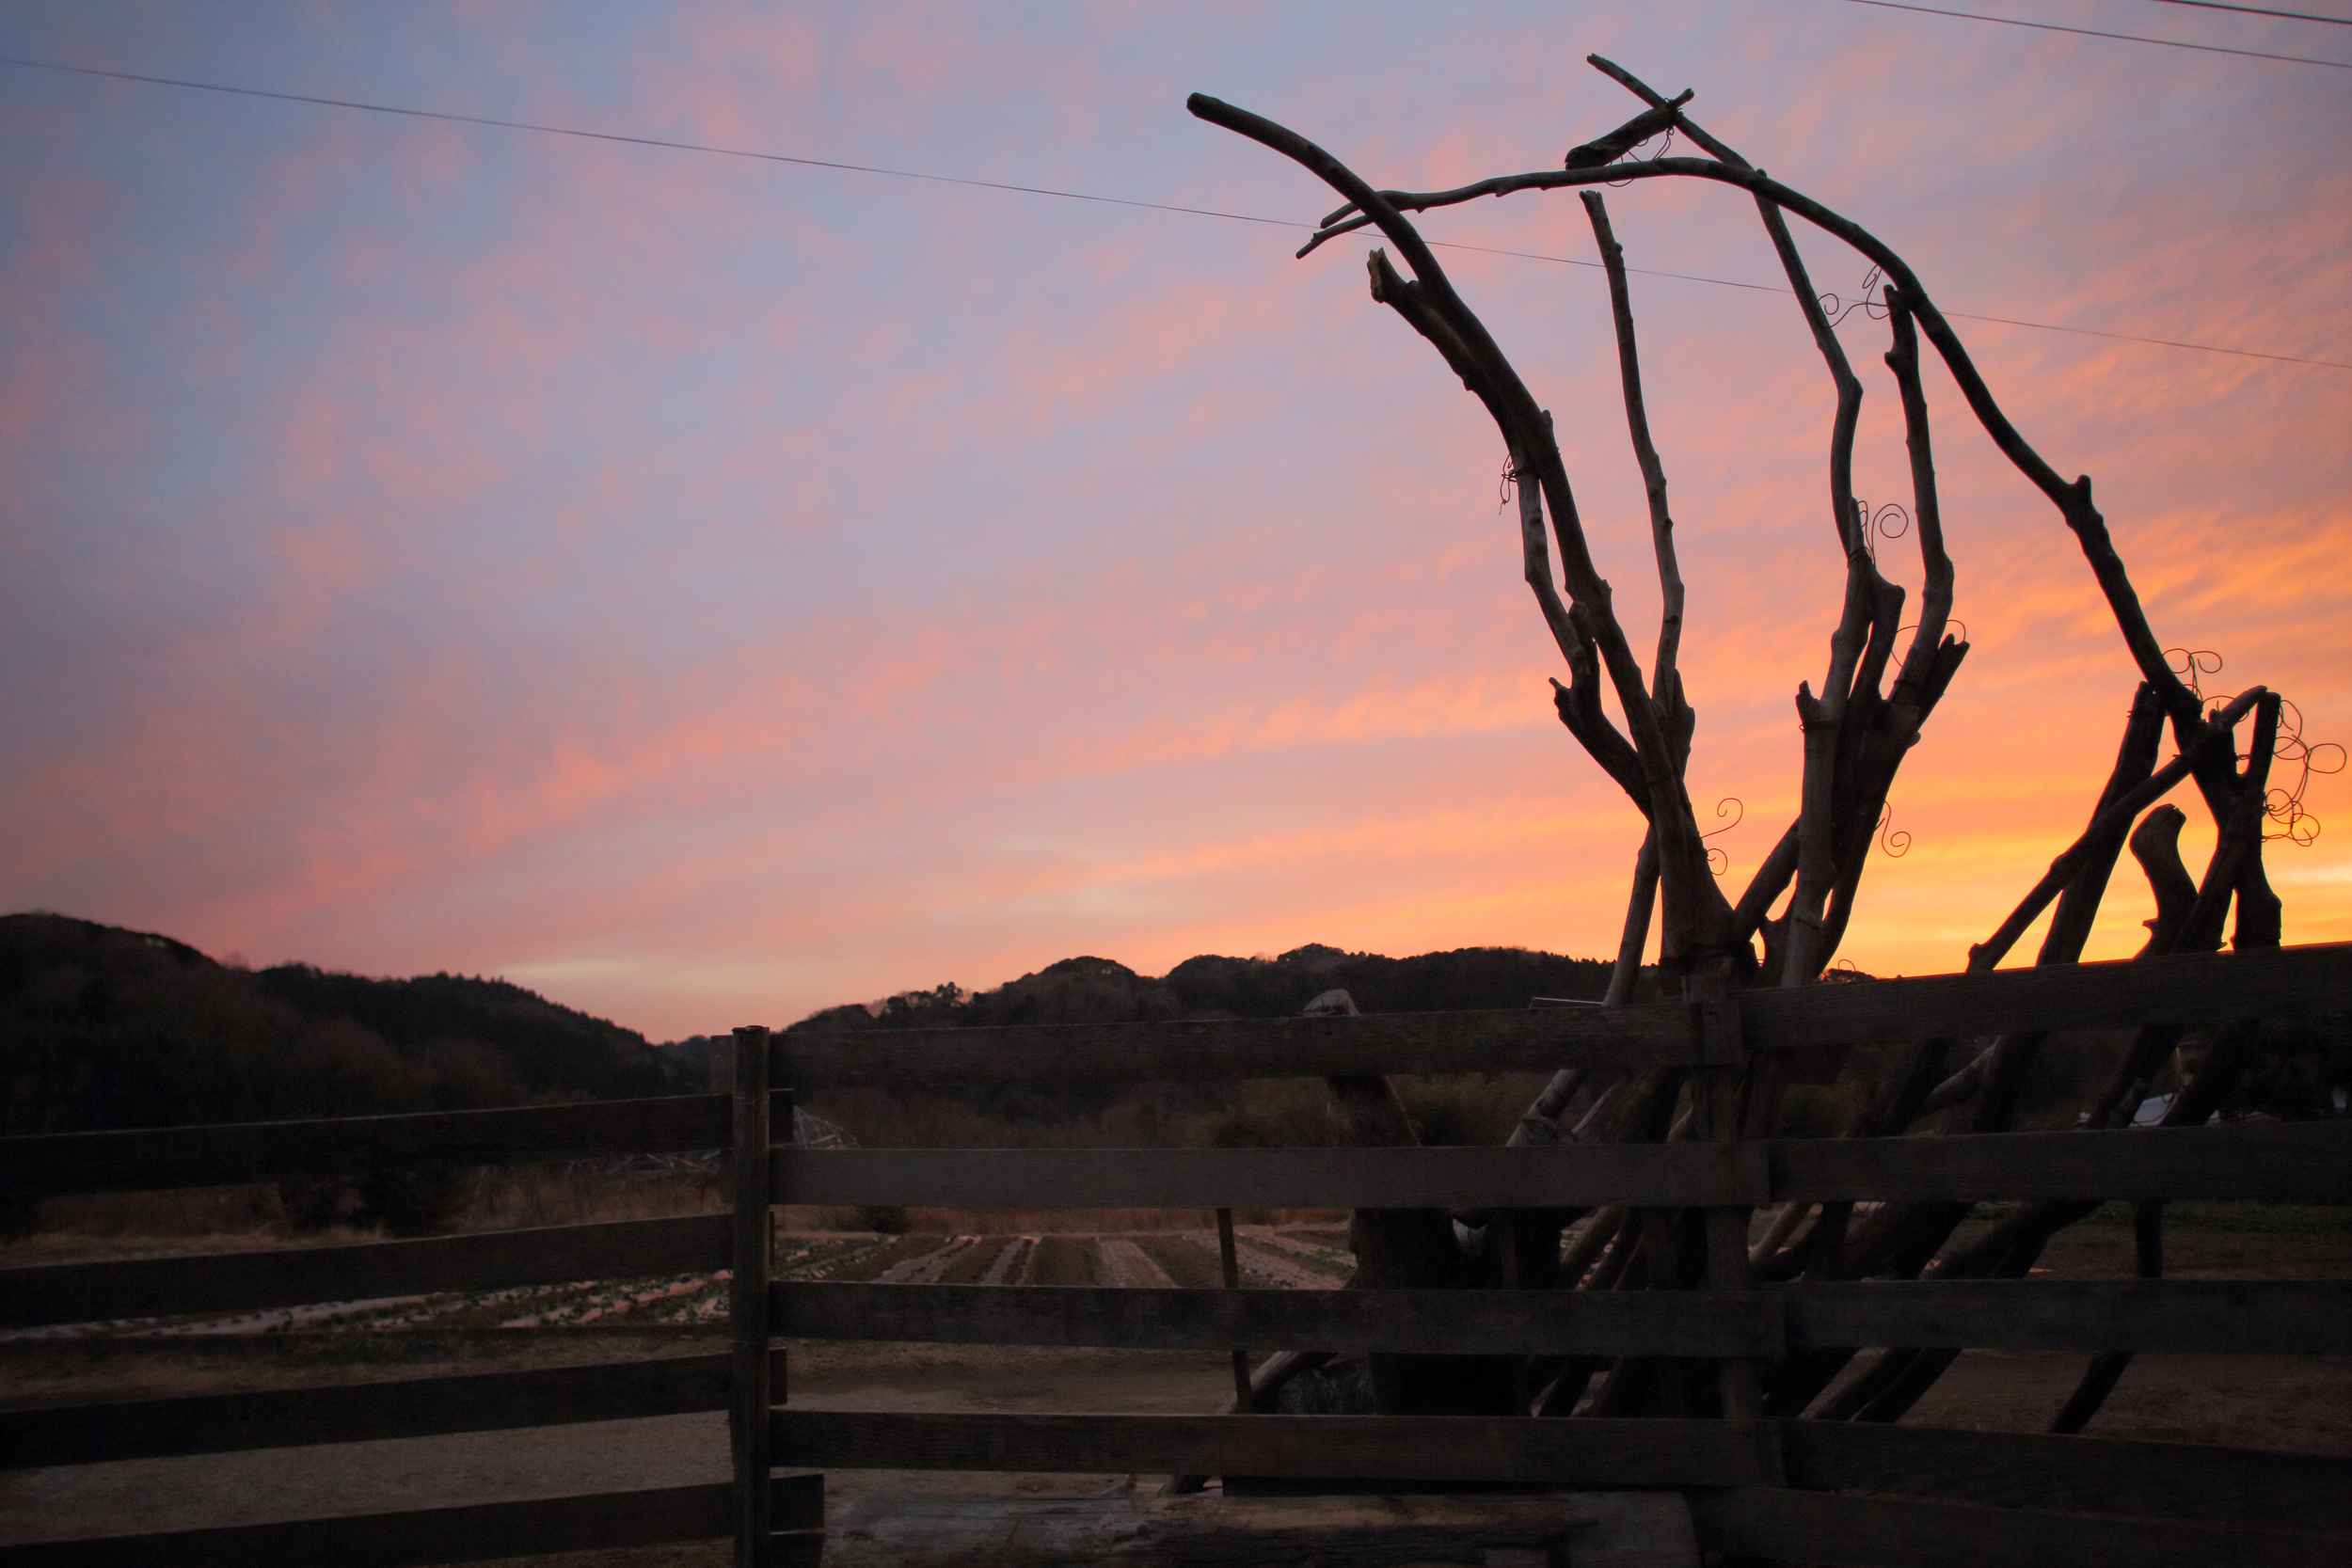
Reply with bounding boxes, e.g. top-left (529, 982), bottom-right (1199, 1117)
top-left (3, 912), bottom-right (1619, 1140)
top-left (784, 943), bottom-right (1616, 1033)
top-left (0, 912), bottom-right (675, 1136)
